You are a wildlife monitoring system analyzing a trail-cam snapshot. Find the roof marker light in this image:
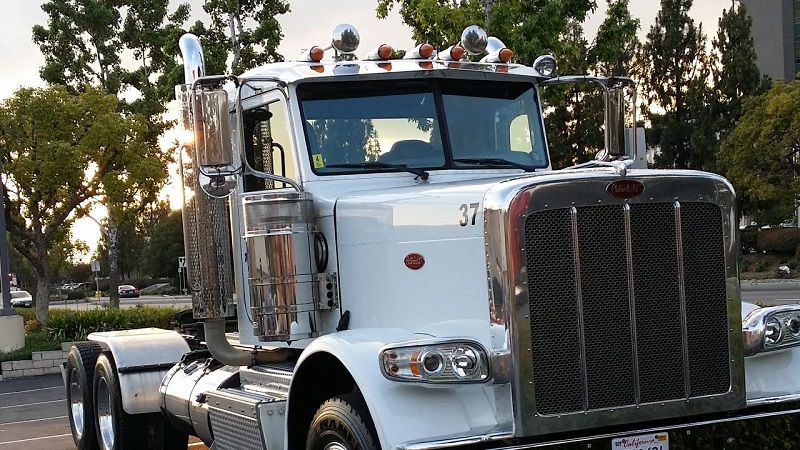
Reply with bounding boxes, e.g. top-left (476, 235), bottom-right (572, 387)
top-left (437, 44), bottom-right (466, 61)
top-left (403, 43), bottom-right (434, 60)
top-left (298, 46), bottom-right (324, 62)
top-left (364, 44), bottom-right (394, 61)
top-left (480, 36), bottom-right (513, 63)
